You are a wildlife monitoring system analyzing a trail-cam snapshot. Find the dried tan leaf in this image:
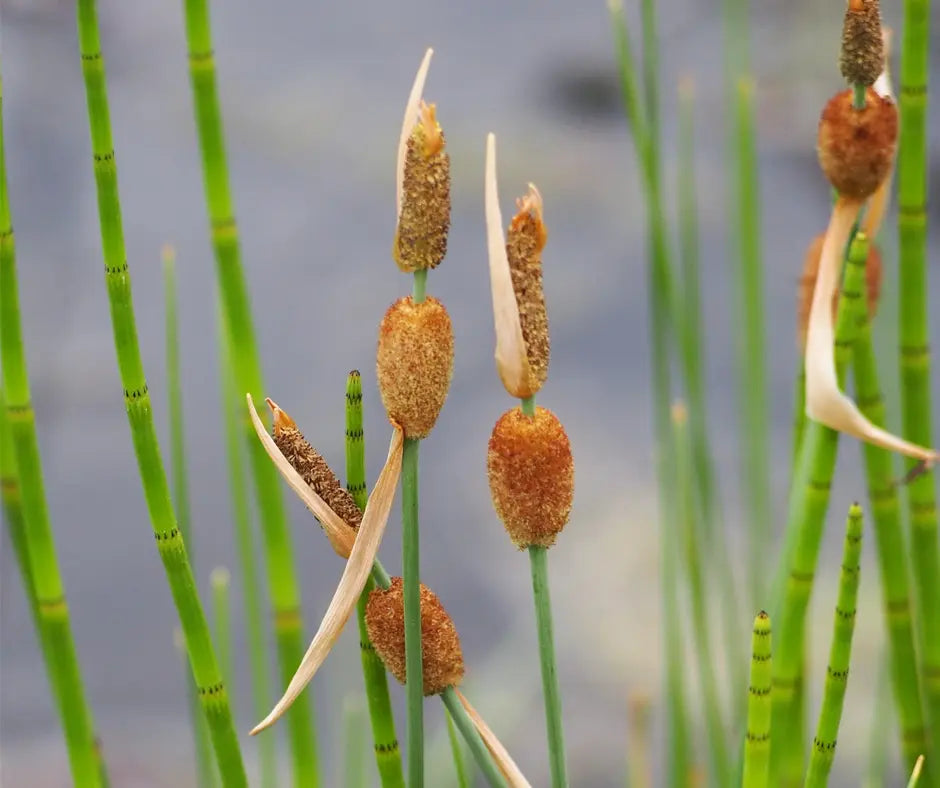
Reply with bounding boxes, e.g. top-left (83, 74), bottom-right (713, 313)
top-left (865, 26), bottom-right (894, 239)
top-left (456, 689), bottom-right (532, 788)
top-left (397, 48), bottom-right (434, 222)
top-left (251, 424), bottom-right (404, 735)
top-left (485, 133), bottom-right (536, 398)
top-left (805, 199), bottom-right (937, 462)
top-left (246, 394), bottom-right (356, 558)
